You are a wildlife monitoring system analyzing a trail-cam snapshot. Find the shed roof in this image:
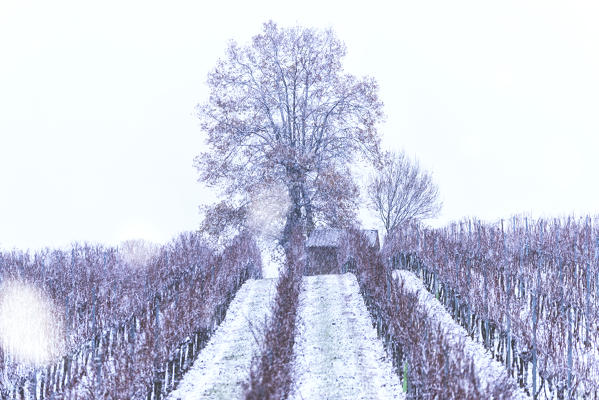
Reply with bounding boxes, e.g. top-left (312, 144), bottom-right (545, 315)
top-left (306, 228), bottom-right (379, 248)
top-left (306, 228), bottom-right (343, 247)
